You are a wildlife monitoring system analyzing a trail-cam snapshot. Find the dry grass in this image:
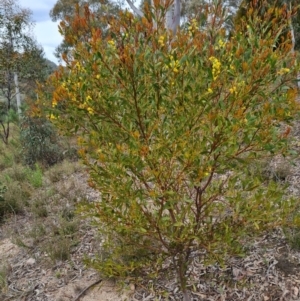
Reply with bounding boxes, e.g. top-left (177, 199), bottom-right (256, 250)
top-left (0, 125), bottom-right (86, 267)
